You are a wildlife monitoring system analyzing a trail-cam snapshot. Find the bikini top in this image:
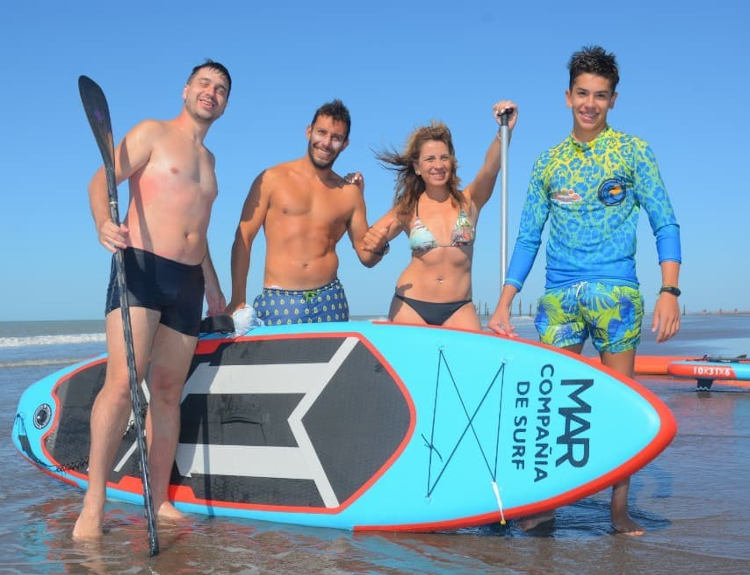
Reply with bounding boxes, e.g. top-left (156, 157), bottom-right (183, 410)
top-left (408, 203), bottom-right (476, 254)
